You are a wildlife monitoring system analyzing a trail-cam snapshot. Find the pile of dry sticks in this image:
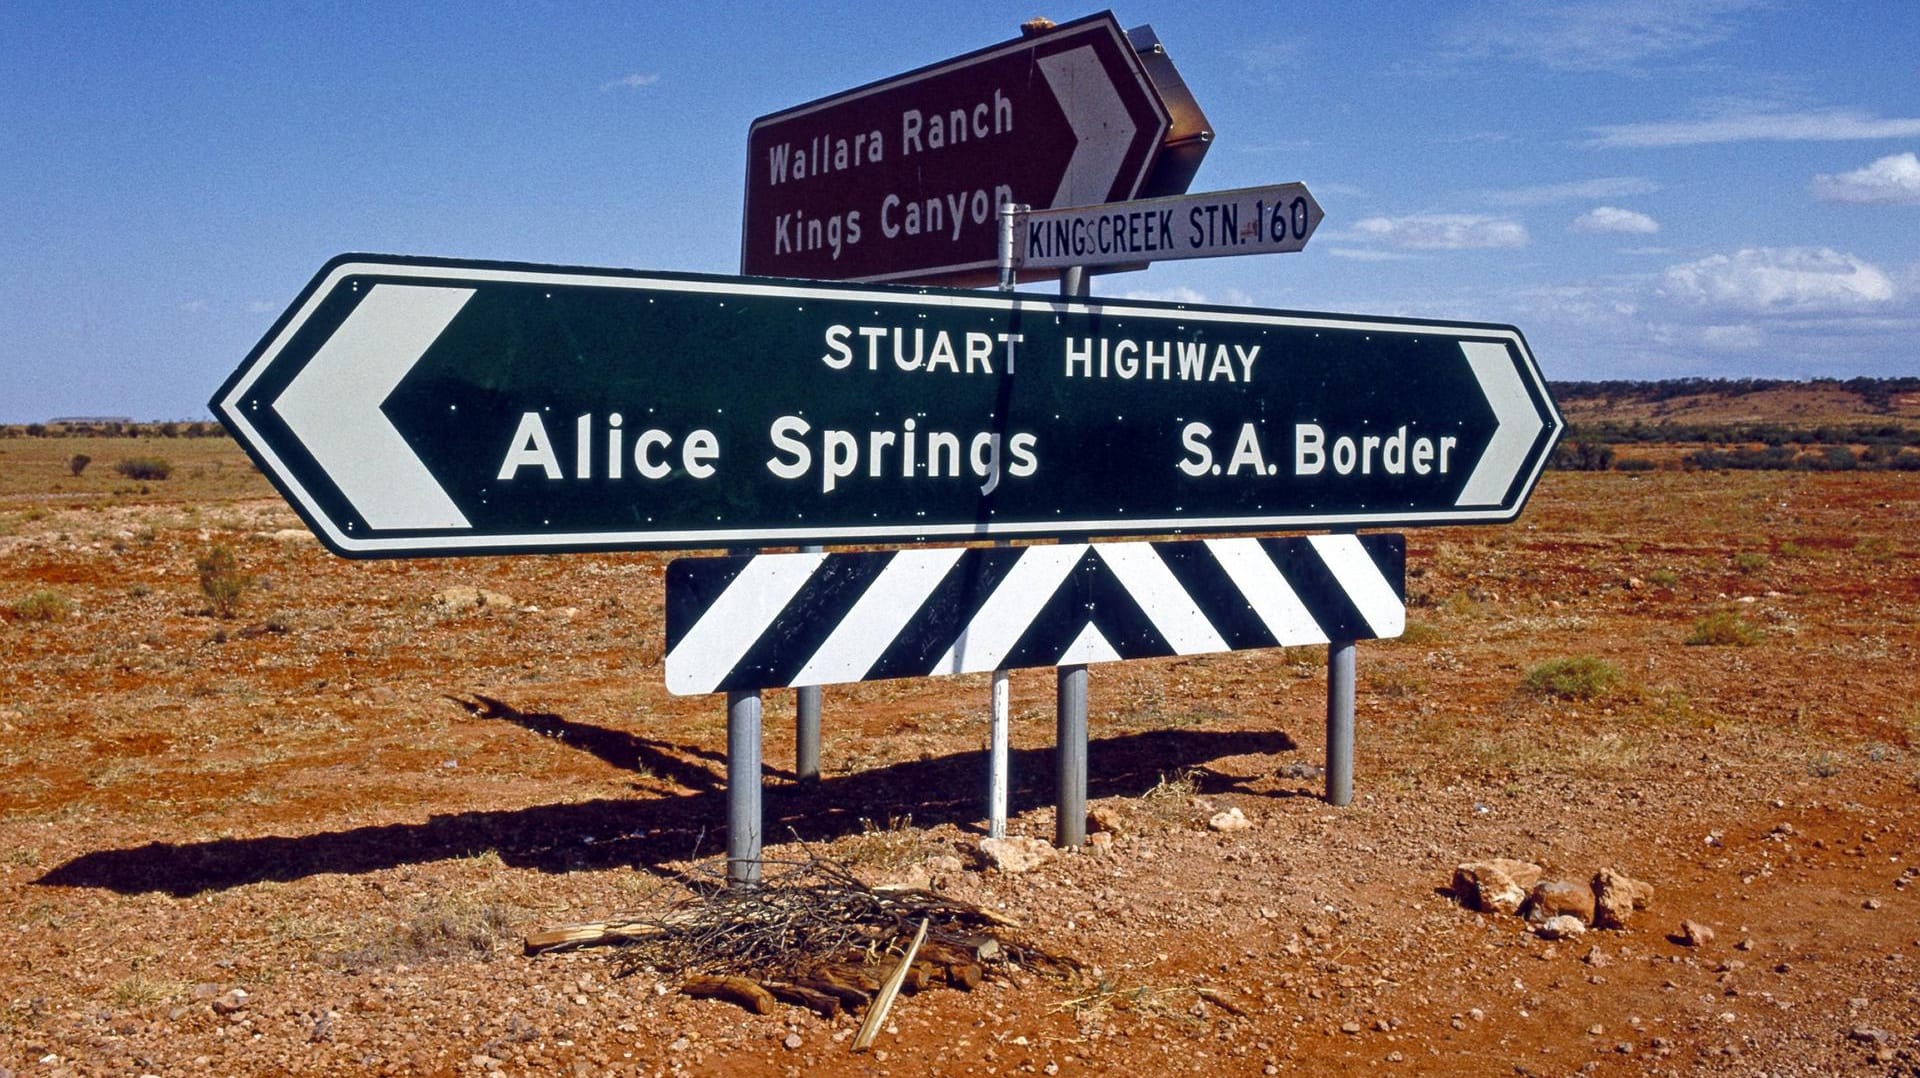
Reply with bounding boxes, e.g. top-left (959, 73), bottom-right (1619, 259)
top-left (525, 857), bottom-right (1076, 1021)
